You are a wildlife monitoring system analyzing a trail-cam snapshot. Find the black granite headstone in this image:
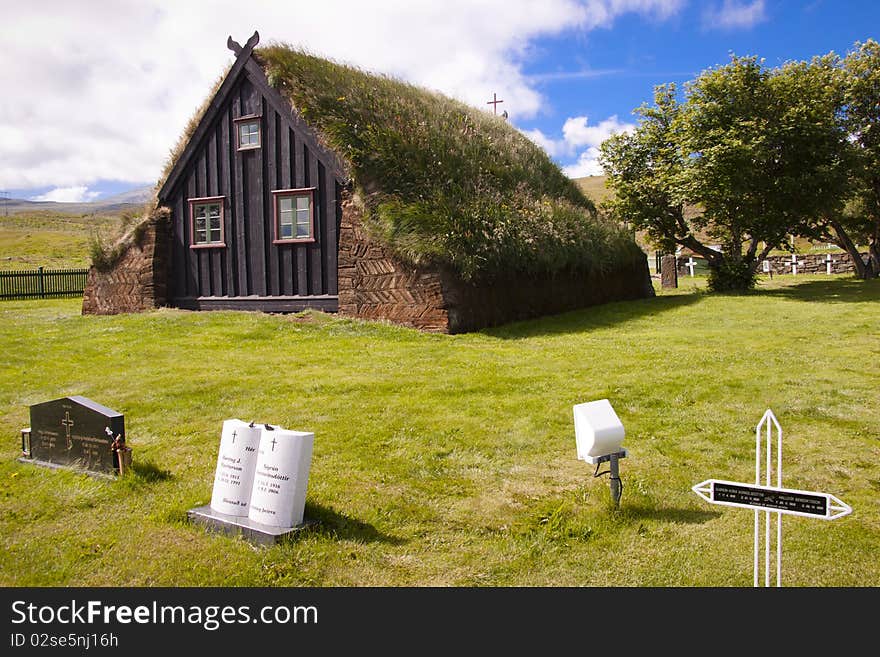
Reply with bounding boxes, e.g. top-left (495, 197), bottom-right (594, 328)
top-left (25, 396), bottom-right (124, 475)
